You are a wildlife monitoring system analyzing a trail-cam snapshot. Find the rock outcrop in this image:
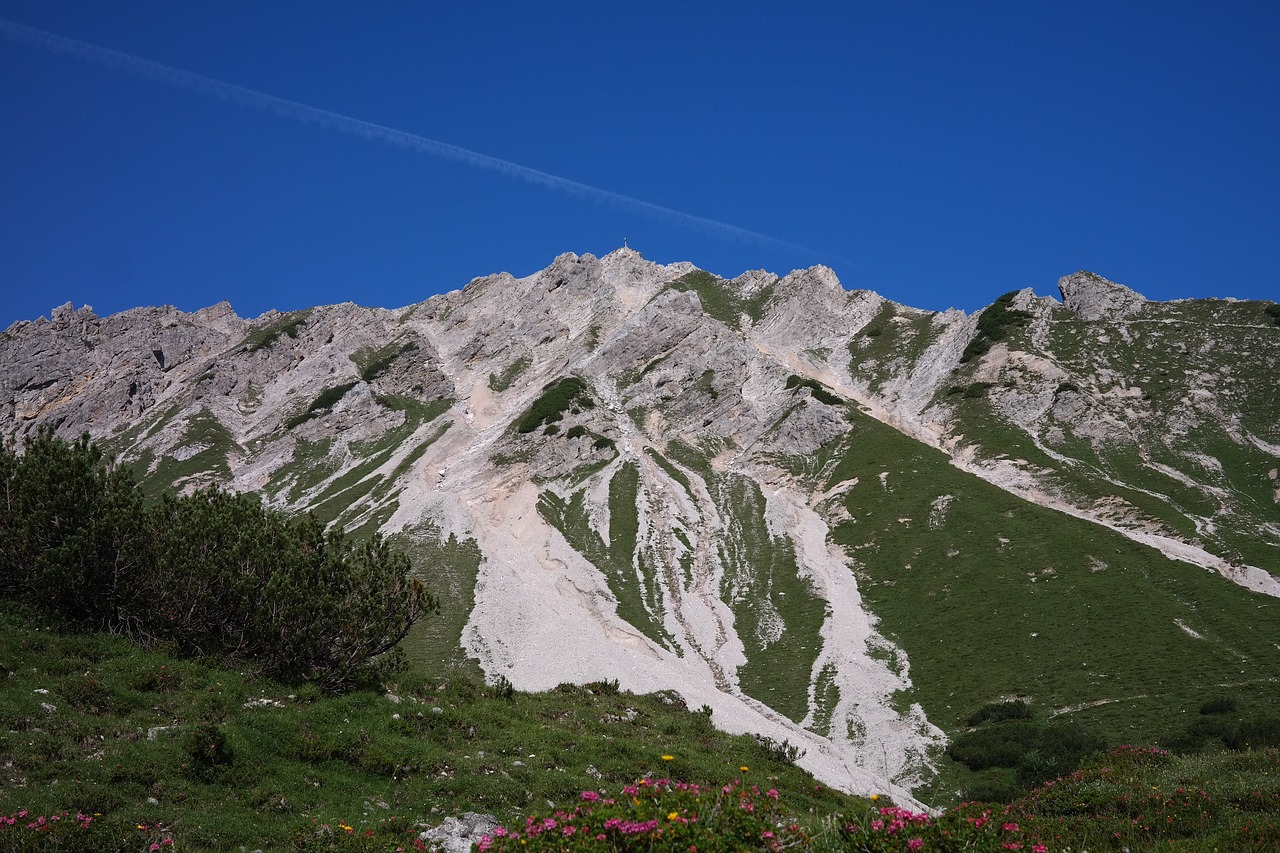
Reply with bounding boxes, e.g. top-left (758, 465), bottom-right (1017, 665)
top-left (1057, 270), bottom-right (1147, 320)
